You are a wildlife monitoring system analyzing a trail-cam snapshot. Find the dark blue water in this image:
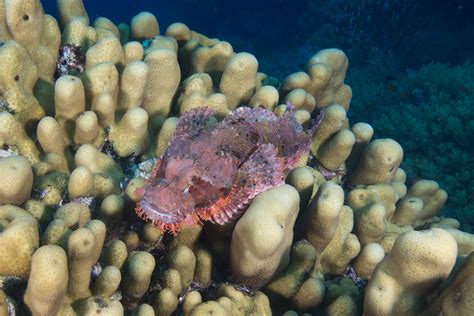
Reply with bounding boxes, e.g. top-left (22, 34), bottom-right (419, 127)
top-left (41, 0), bottom-right (474, 77)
